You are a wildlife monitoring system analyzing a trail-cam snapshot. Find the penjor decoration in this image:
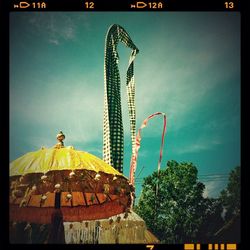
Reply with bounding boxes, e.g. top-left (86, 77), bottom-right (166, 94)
top-left (129, 112), bottom-right (167, 186)
top-left (103, 24), bottom-right (139, 173)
